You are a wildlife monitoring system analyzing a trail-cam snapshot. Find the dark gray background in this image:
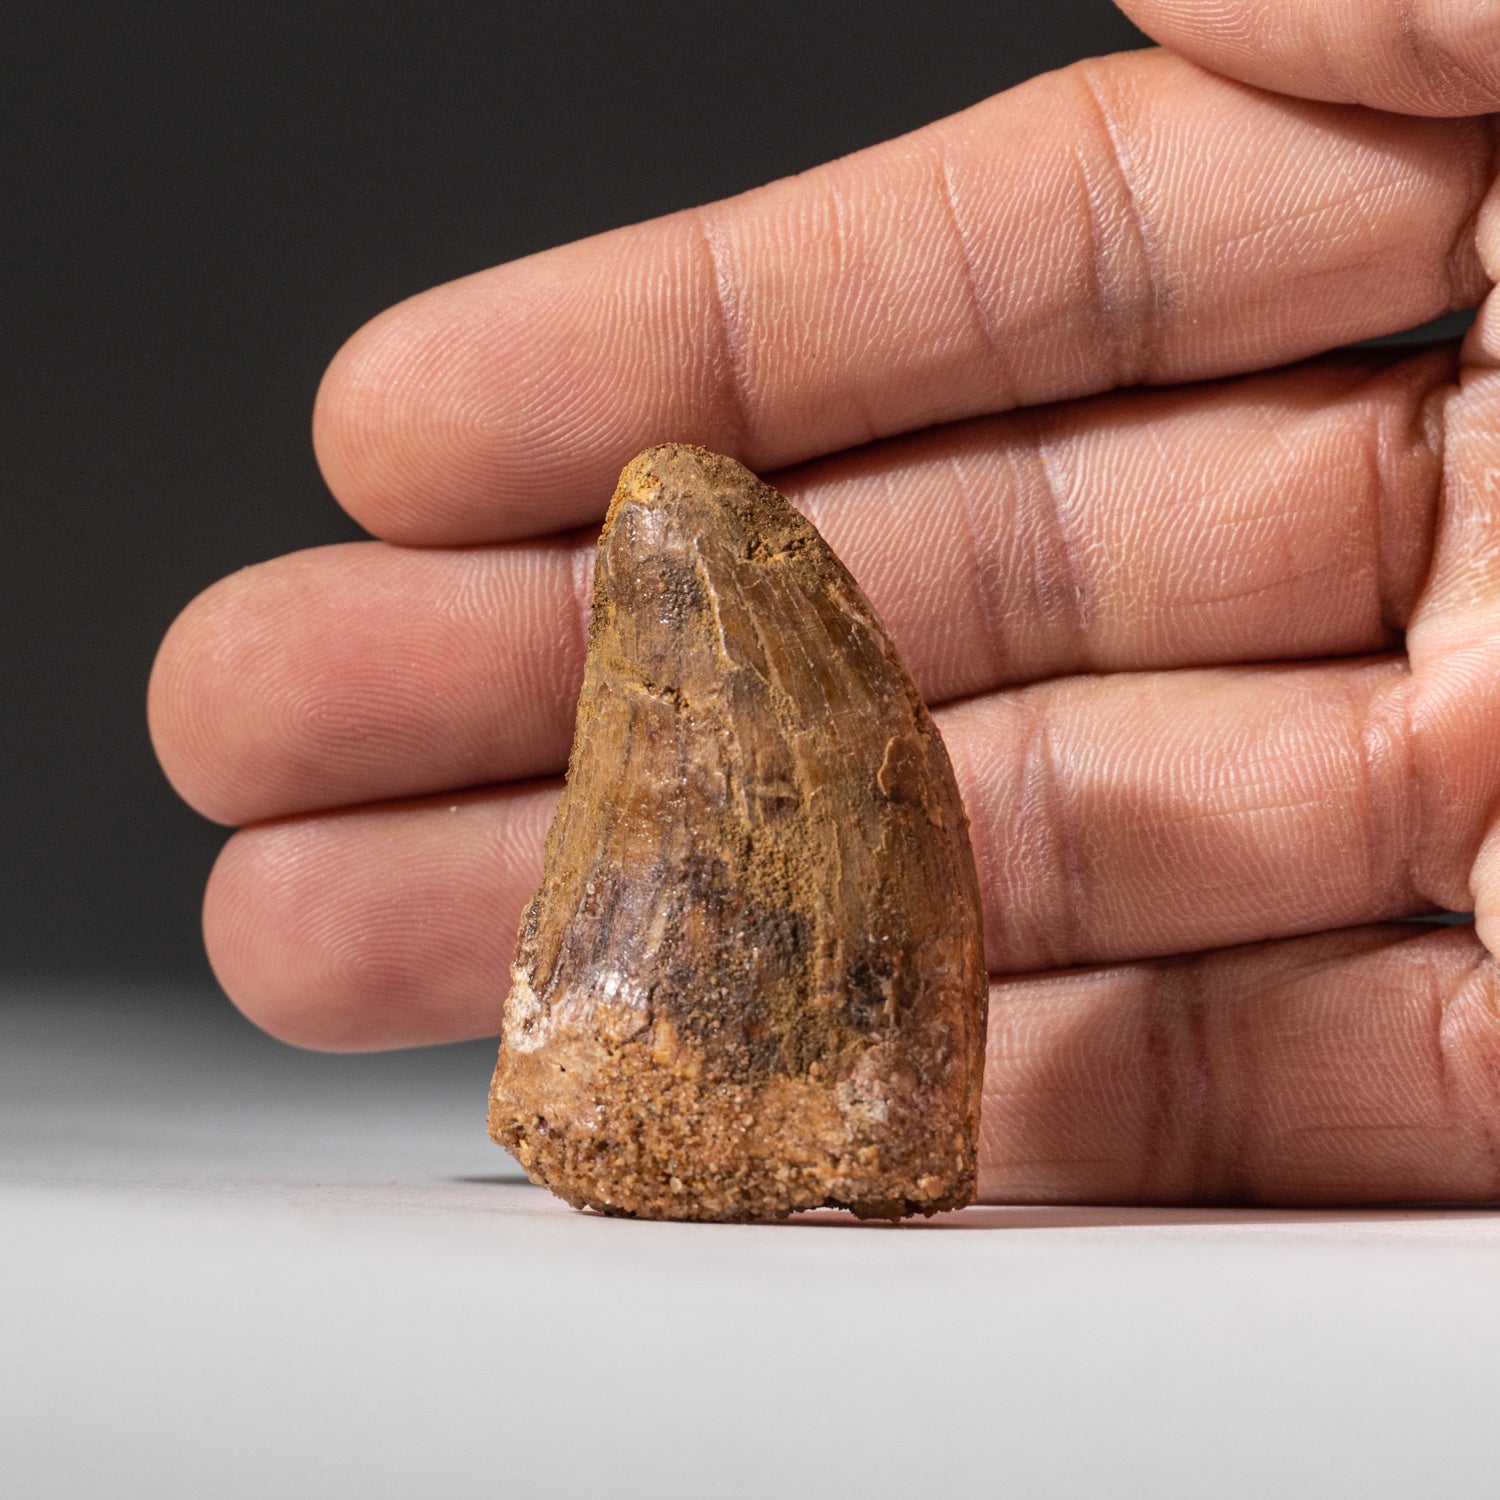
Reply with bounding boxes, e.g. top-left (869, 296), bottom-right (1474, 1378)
top-left (6, 0), bottom-right (1156, 986)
